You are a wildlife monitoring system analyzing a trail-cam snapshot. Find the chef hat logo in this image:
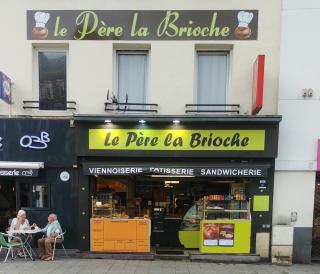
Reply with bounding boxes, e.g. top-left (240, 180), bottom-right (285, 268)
top-left (237, 11), bottom-right (254, 28)
top-left (34, 11), bottom-right (50, 28)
